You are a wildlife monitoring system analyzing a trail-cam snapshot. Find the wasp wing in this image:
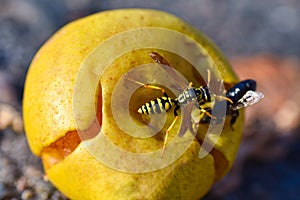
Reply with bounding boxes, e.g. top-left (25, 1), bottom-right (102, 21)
top-left (232, 90), bottom-right (264, 110)
top-left (178, 100), bottom-right (198, 137)
top-left (149, 52), bottom-right (188, 92)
